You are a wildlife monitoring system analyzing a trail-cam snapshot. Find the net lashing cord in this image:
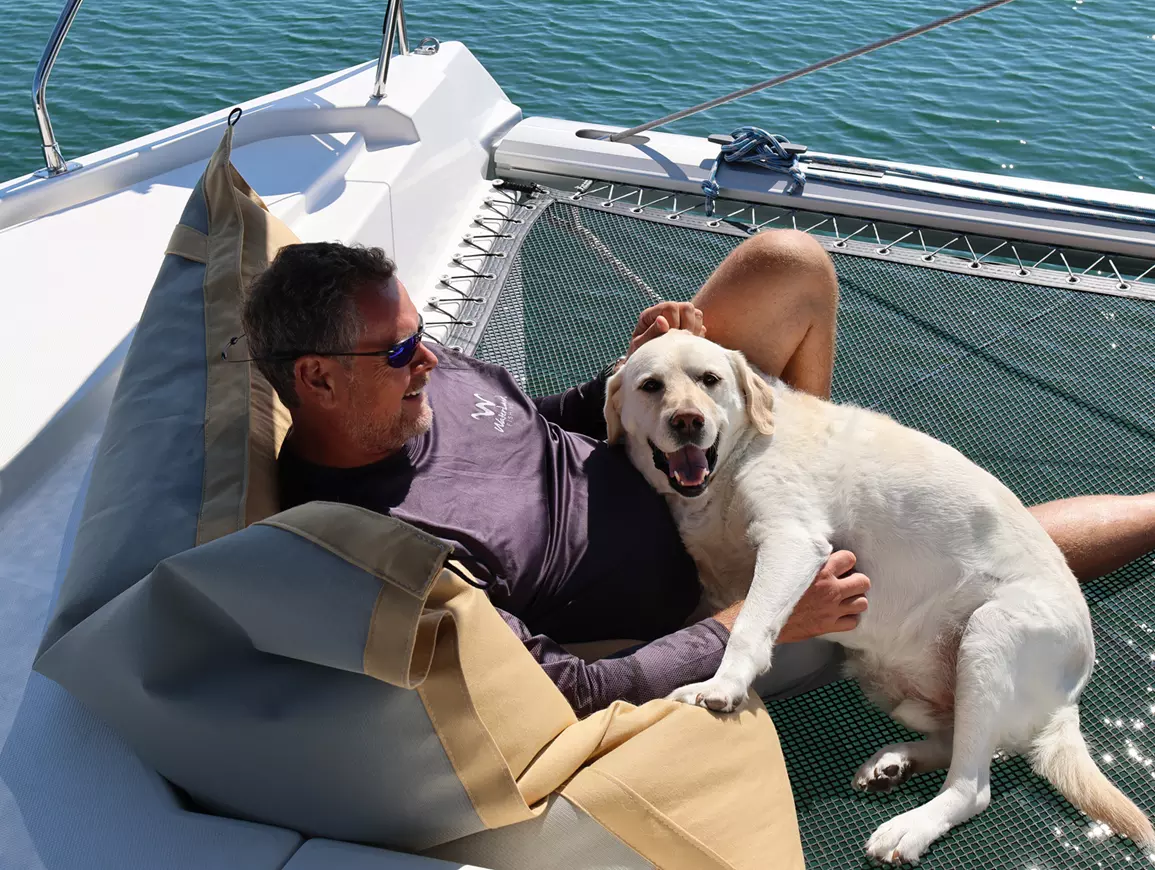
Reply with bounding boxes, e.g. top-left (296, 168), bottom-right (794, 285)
top-left (700, 127), bottom-right (807, 216)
